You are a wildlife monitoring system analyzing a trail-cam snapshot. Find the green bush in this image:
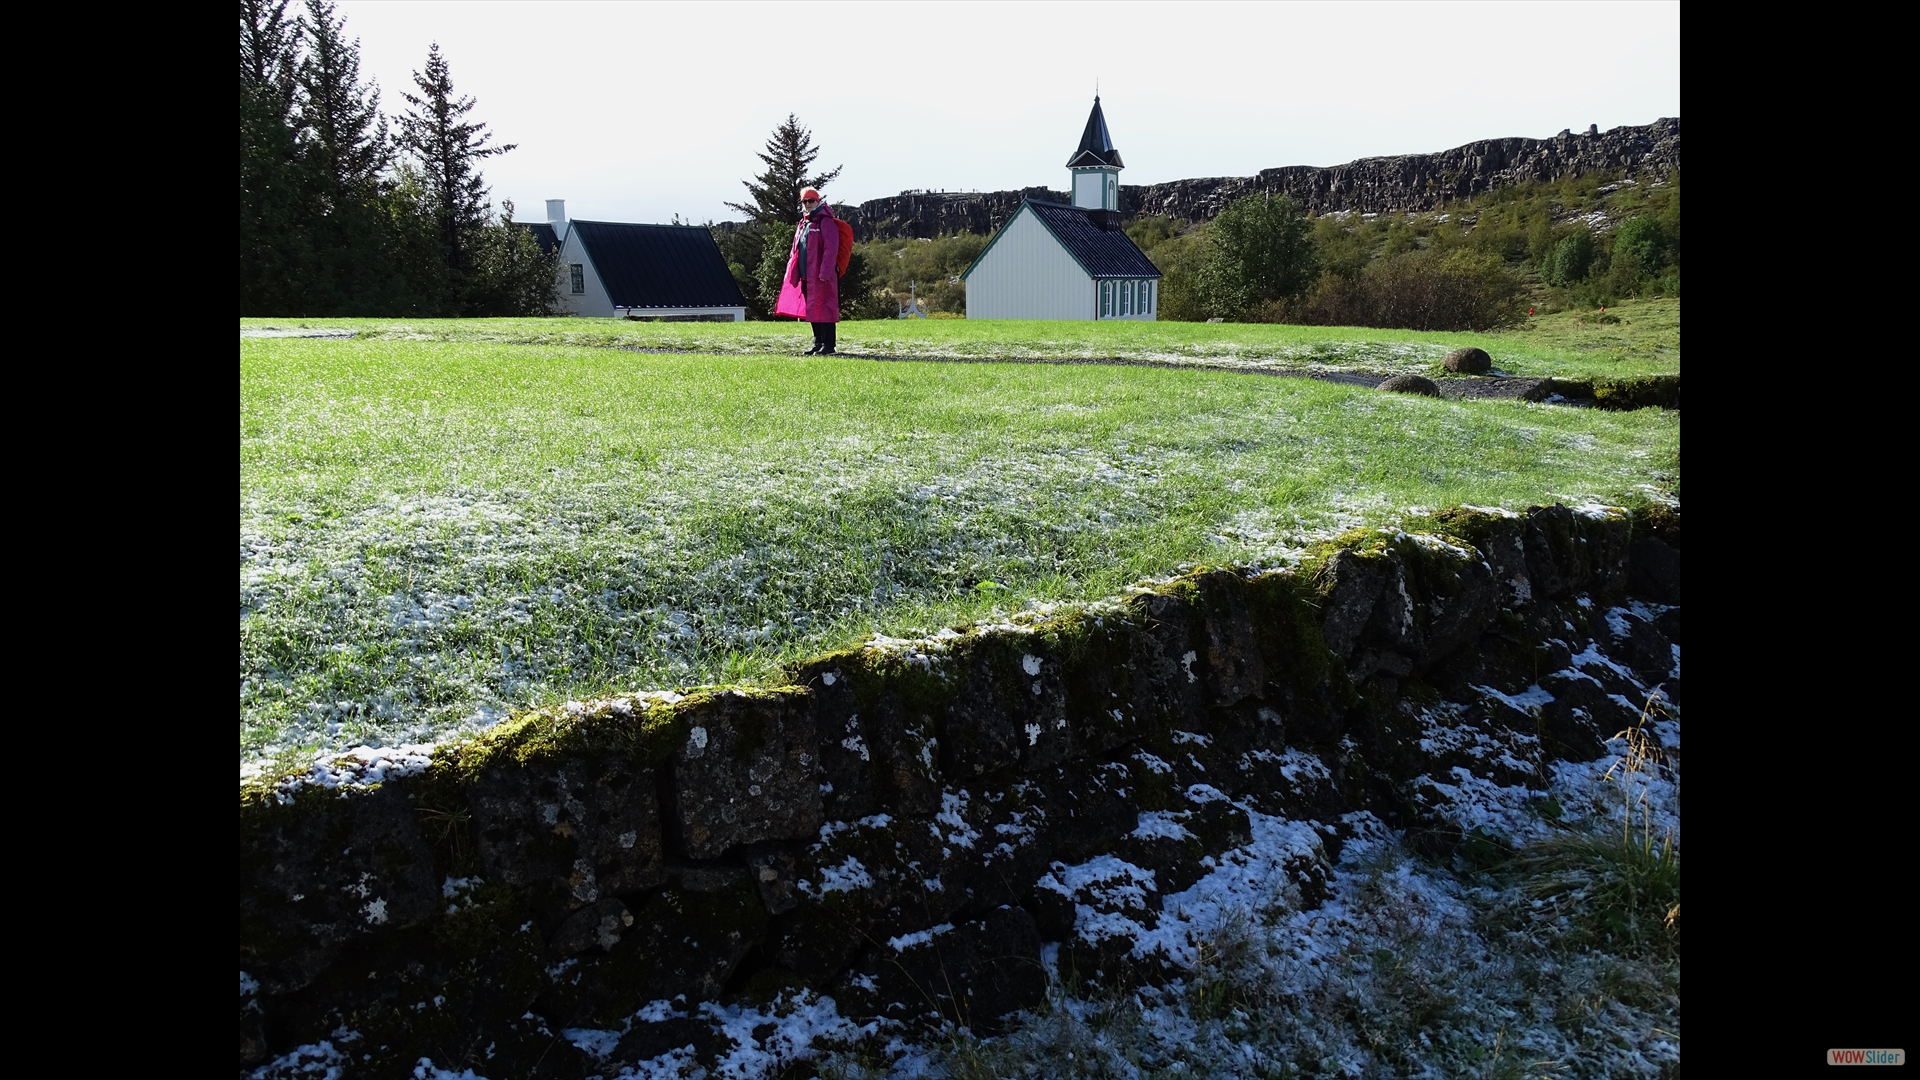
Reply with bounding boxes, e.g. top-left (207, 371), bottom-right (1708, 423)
top-left (1124, 214), bottom-right (1183, 252)
top-left (1311, 214), bottom-right (1375, 279)
top-left (1192, 192), bottom-right (1319, 320)
top-left (1543, 230), bottom-right (1595, 286)
top-left (838, 249), bottom-right (896, 320)
top-left (1141, 225), bottom-right (1211, 321)
top-left (1612, 216), bottom-right (1668, 274)
top-left (857, 233), bottom-right (985, 314)
top-left (1300, 248), bottom-right (1523, 331)
top-left (753, 225), bottom-right (794, 315)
